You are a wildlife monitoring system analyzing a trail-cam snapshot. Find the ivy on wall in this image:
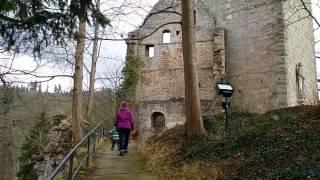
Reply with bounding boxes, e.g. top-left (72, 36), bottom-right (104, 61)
top-left (117, 47), bottom-right (142, 106)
